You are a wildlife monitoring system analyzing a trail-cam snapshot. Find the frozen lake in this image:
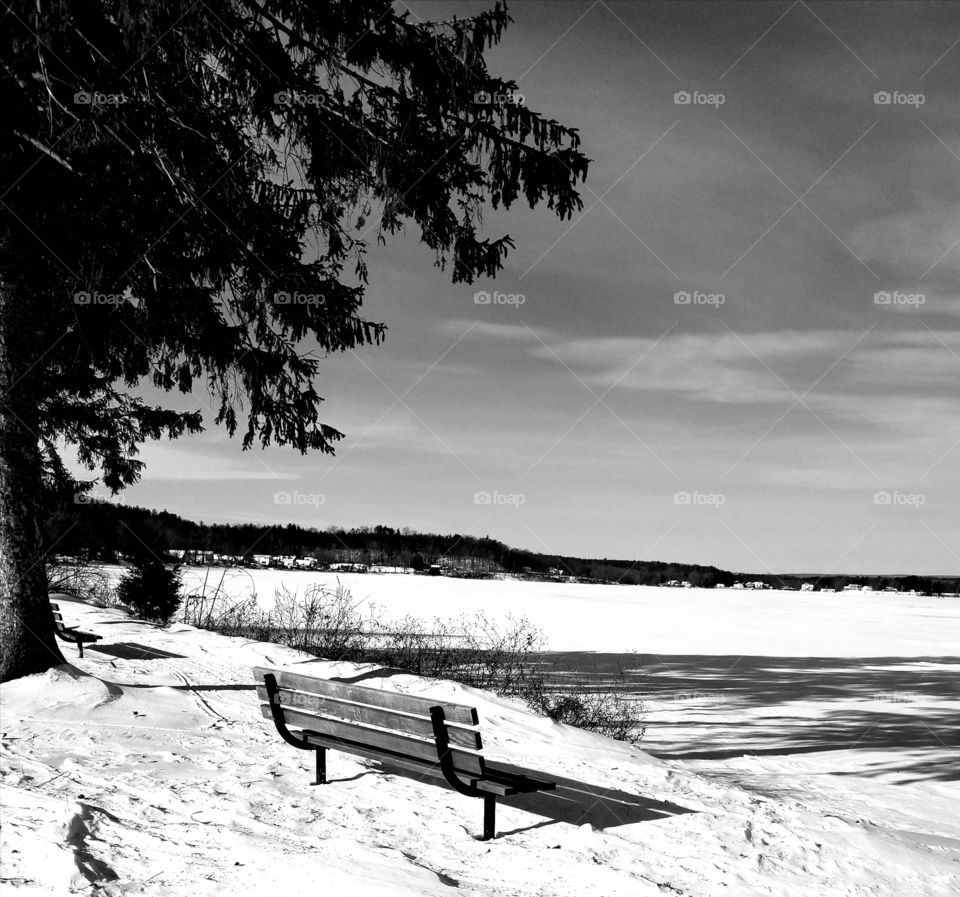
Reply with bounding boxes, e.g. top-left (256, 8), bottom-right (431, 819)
top-left (177, 567), bottom-right (960, 656)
